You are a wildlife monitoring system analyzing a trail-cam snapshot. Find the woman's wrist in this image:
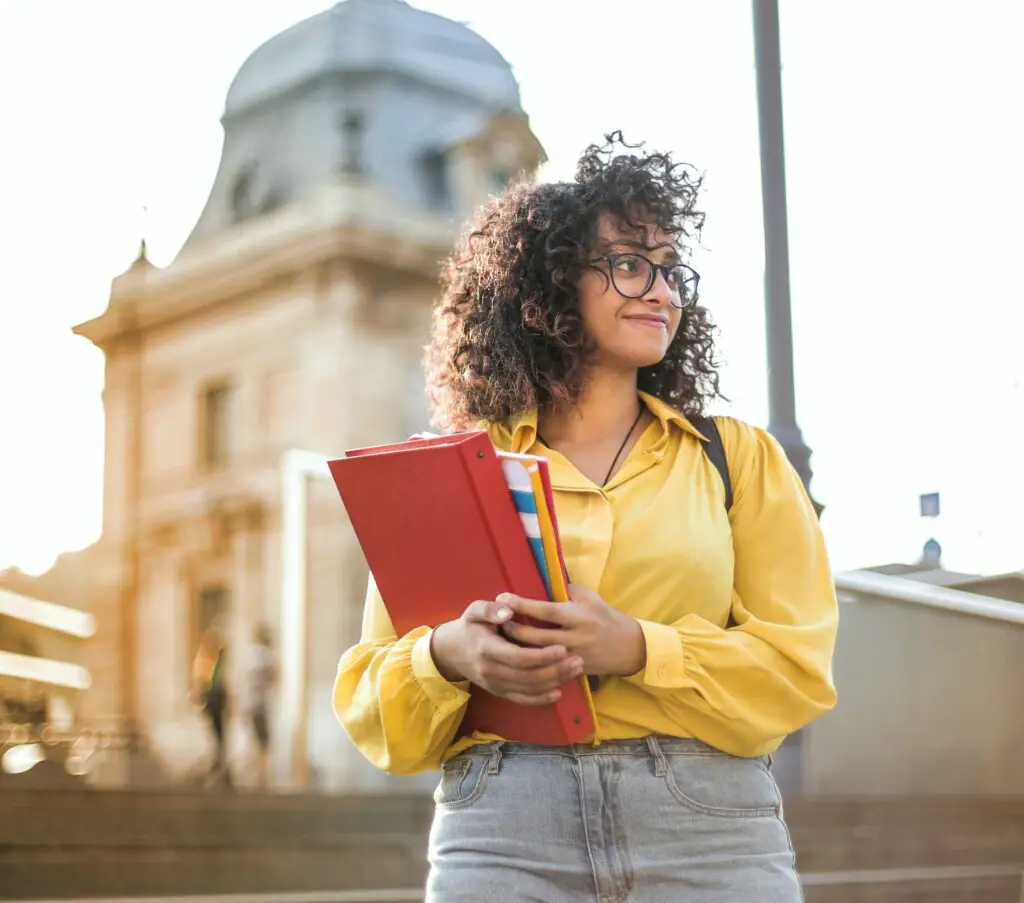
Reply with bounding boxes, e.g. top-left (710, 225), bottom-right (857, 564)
top-left (612, 617), bottom-right (647, 677)
top-left (429, 621), bottom-right (467, 683)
